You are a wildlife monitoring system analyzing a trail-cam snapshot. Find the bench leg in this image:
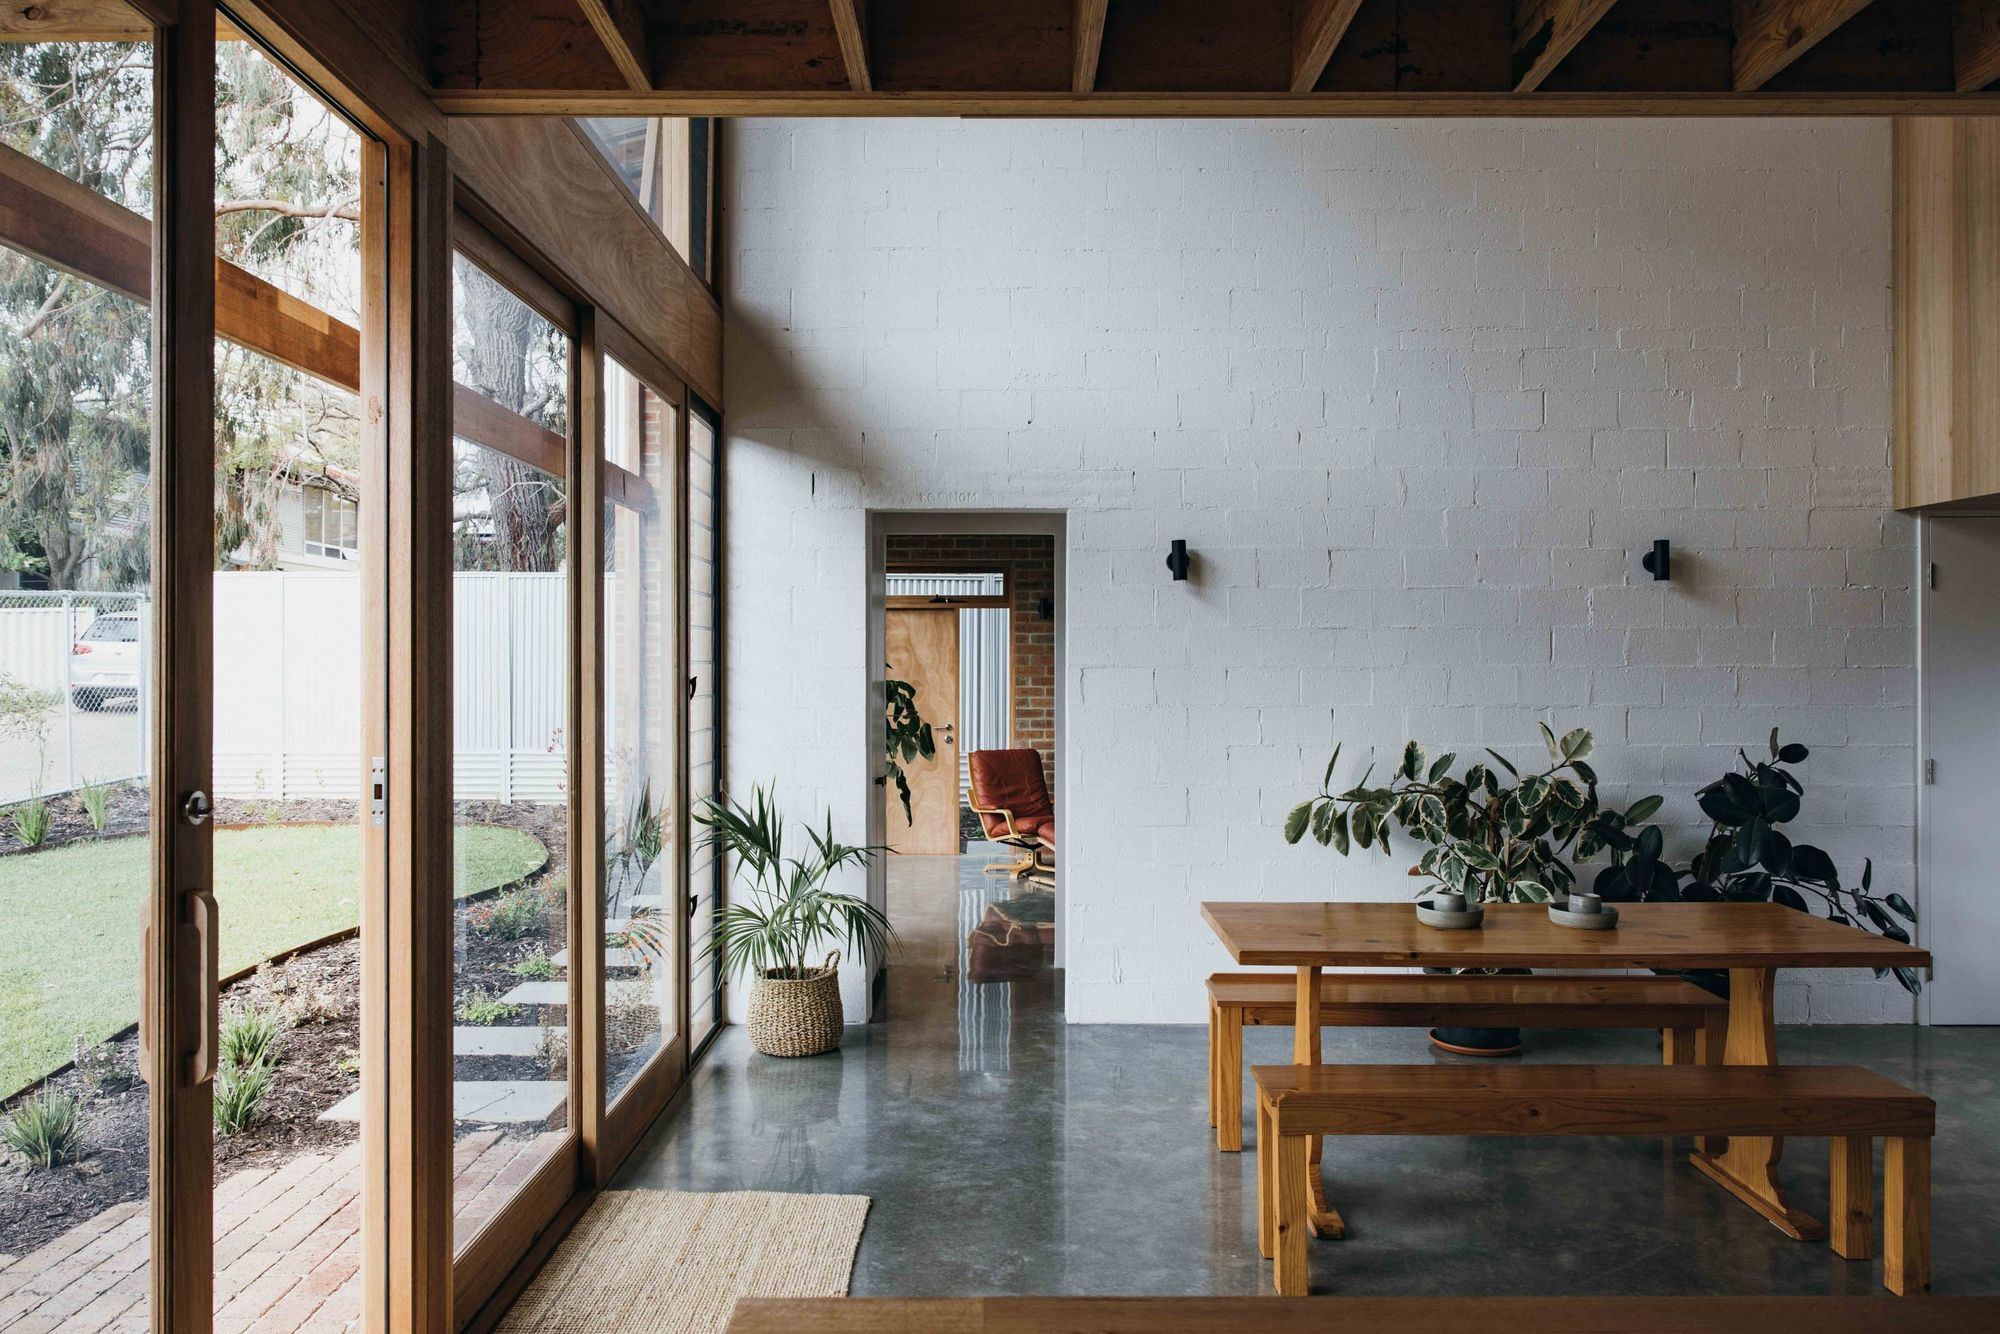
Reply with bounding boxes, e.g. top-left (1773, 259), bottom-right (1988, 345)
top-left (1207, 1000), bottom-right (1218, 1129)
top-left (1217, 1006), bottom-right (1244, 1152)
top-left (1274, 1129), bottom-right (1311, 1296)
top-left (1885, 1137), bottom-right (1931, 1296)
top-left (1696, 1008), bottom-right (1728, 1155)
top-left (1830, 1136), bottom-right (1874, 1262)
top-left (1256, 1092), bottom-right (1273, 1260)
